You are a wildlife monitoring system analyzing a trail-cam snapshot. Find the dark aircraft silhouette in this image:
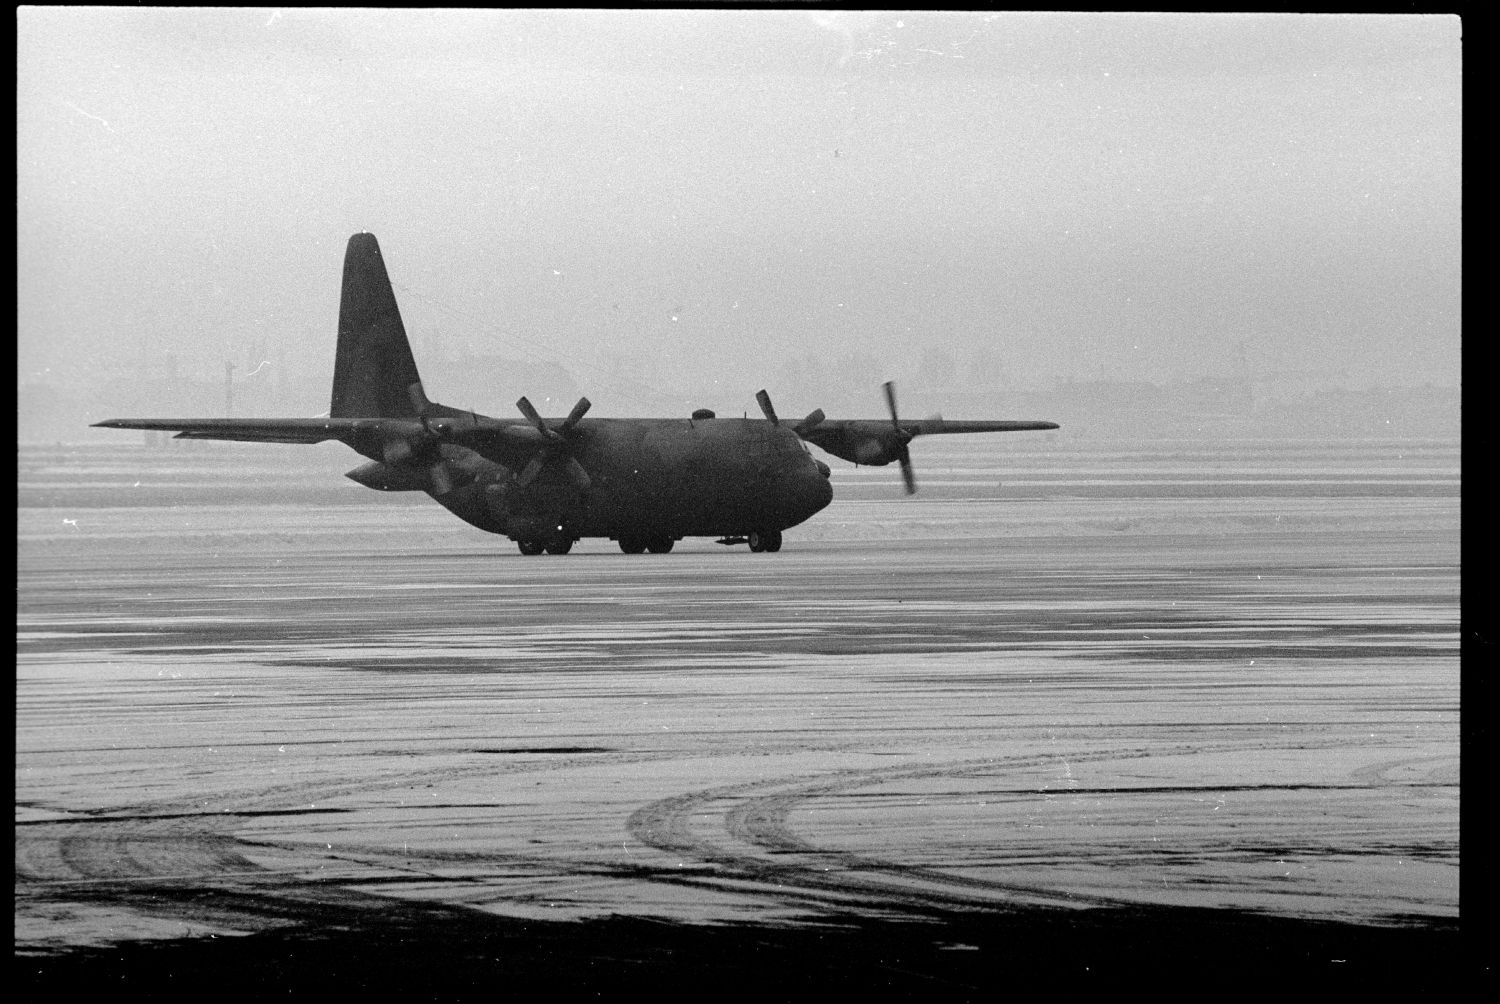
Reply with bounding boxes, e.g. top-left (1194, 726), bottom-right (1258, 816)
top-left (94, 234), bottom-right (1058, 555)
